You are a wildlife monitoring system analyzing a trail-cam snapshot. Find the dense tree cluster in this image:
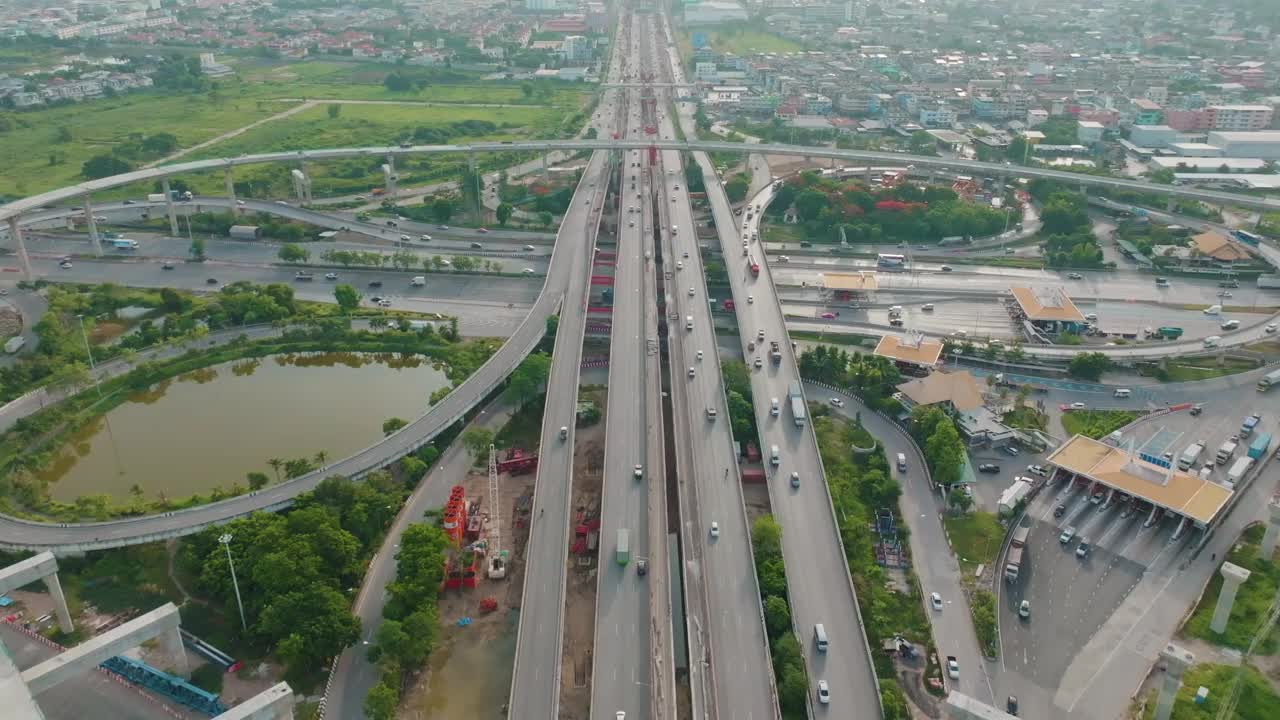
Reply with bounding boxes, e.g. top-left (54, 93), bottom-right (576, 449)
top-left (796, 345), bottom-right (902, 411)
top-left (769, 172), bottom-right (1009, 244)
top-left (751, 515), bottom-right (808, 715)
top-left (1037, 191), bottom-right (1105, 268)
top-left (719, 360), bottom-right (758, 442)
top-left (177, 475), bottom-right (409, 683)
top-left (152, 55), bottom-right (211, 93)
top-left (1067, 351), bottom-right (1112, 381)
top-left (909, 406), bottom-right (965, 487)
